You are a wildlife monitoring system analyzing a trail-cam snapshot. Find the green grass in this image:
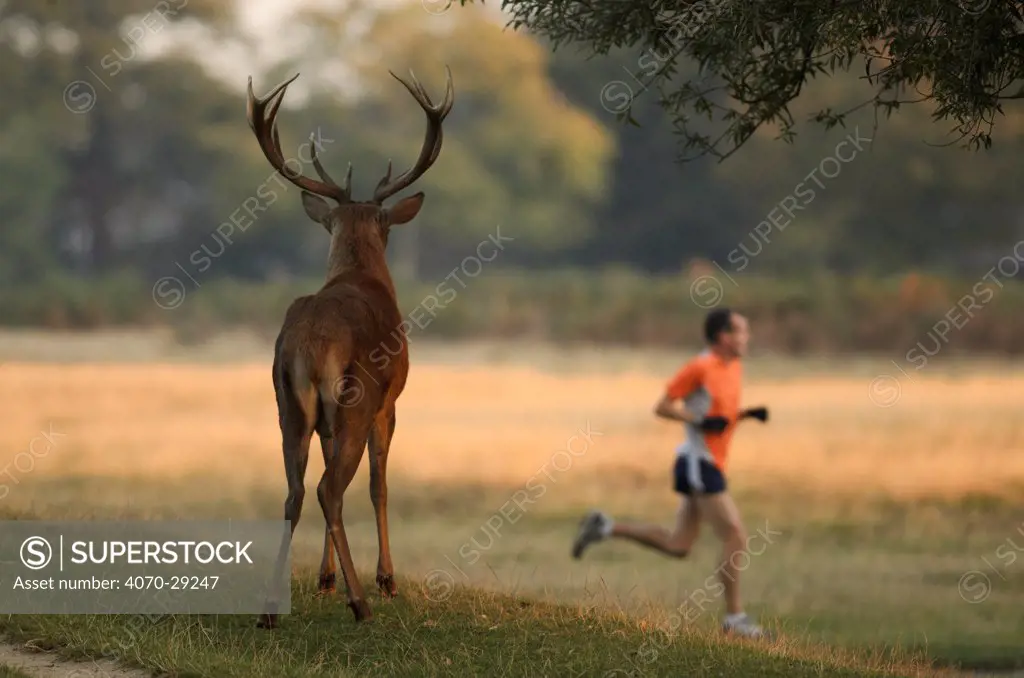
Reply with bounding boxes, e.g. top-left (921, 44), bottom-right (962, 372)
top-left (0, 666), bottom-right (34, 678)
top-left (0, 575), bottom-right (934, 678)
top-left (2, 475), bottom-right (1021, 676)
